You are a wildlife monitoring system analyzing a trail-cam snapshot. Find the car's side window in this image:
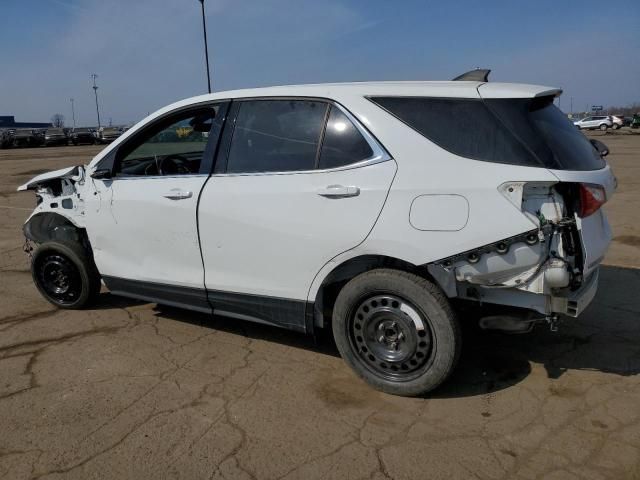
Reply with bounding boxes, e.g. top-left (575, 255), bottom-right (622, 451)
top-left (318, 106), bottom-right (374, 169)
top-left (225, 99), bottom-right (328, 173)
top-left (115, 106), bottom-right (219, 177)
